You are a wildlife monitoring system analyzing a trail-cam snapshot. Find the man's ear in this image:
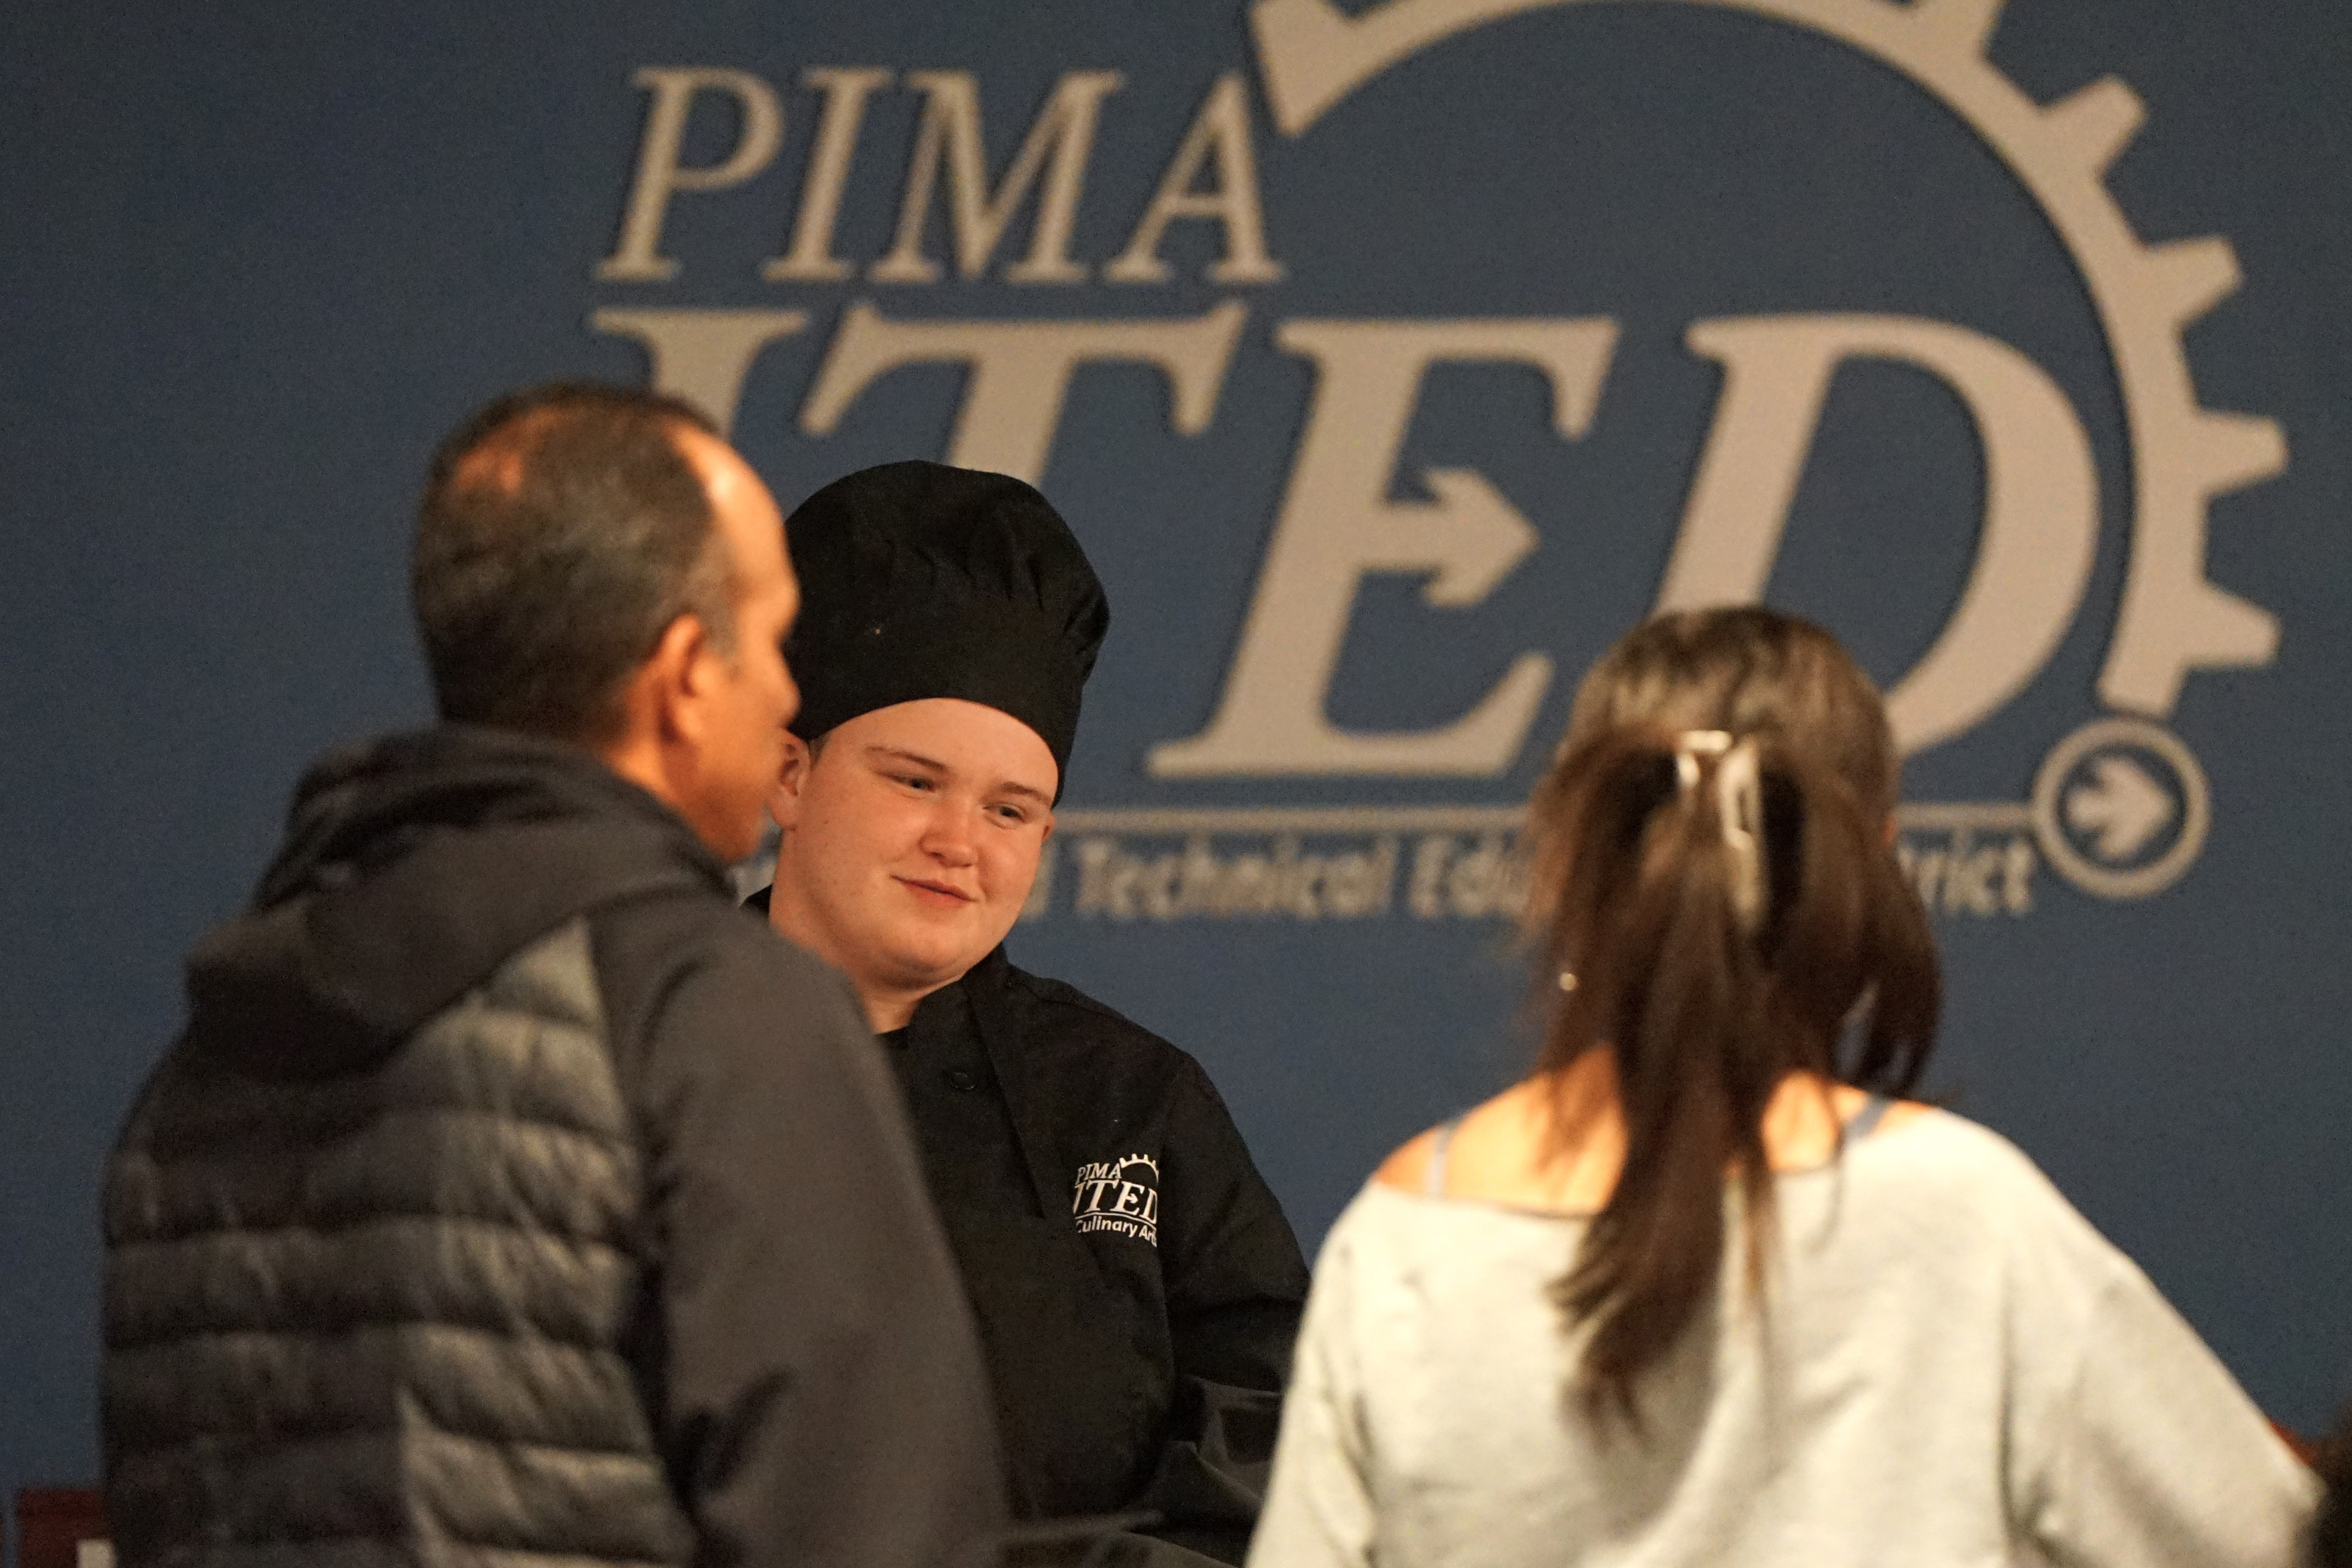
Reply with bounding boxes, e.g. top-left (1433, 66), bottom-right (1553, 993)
top-left (593, 613), bottom-right (714, 799)
top-left (646, 613), bottom-right (716, 742)
top-left (768, 730), bottom-right (813, 830)
top-left (602, 612), bottom-right (703, 759)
